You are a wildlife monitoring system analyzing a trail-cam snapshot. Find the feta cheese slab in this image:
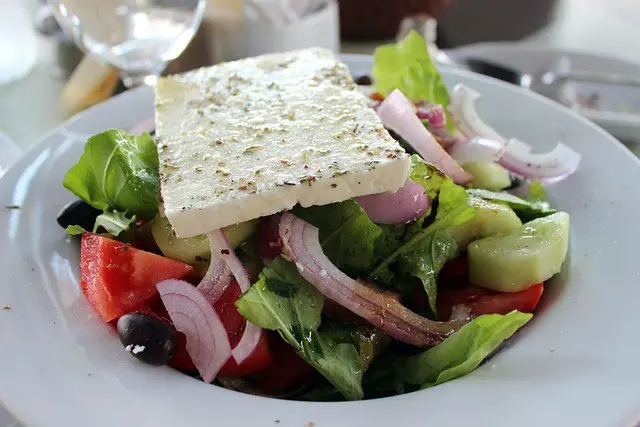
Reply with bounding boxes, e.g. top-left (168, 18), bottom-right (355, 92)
top-left (155, 48), bottom-right (411, 238)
